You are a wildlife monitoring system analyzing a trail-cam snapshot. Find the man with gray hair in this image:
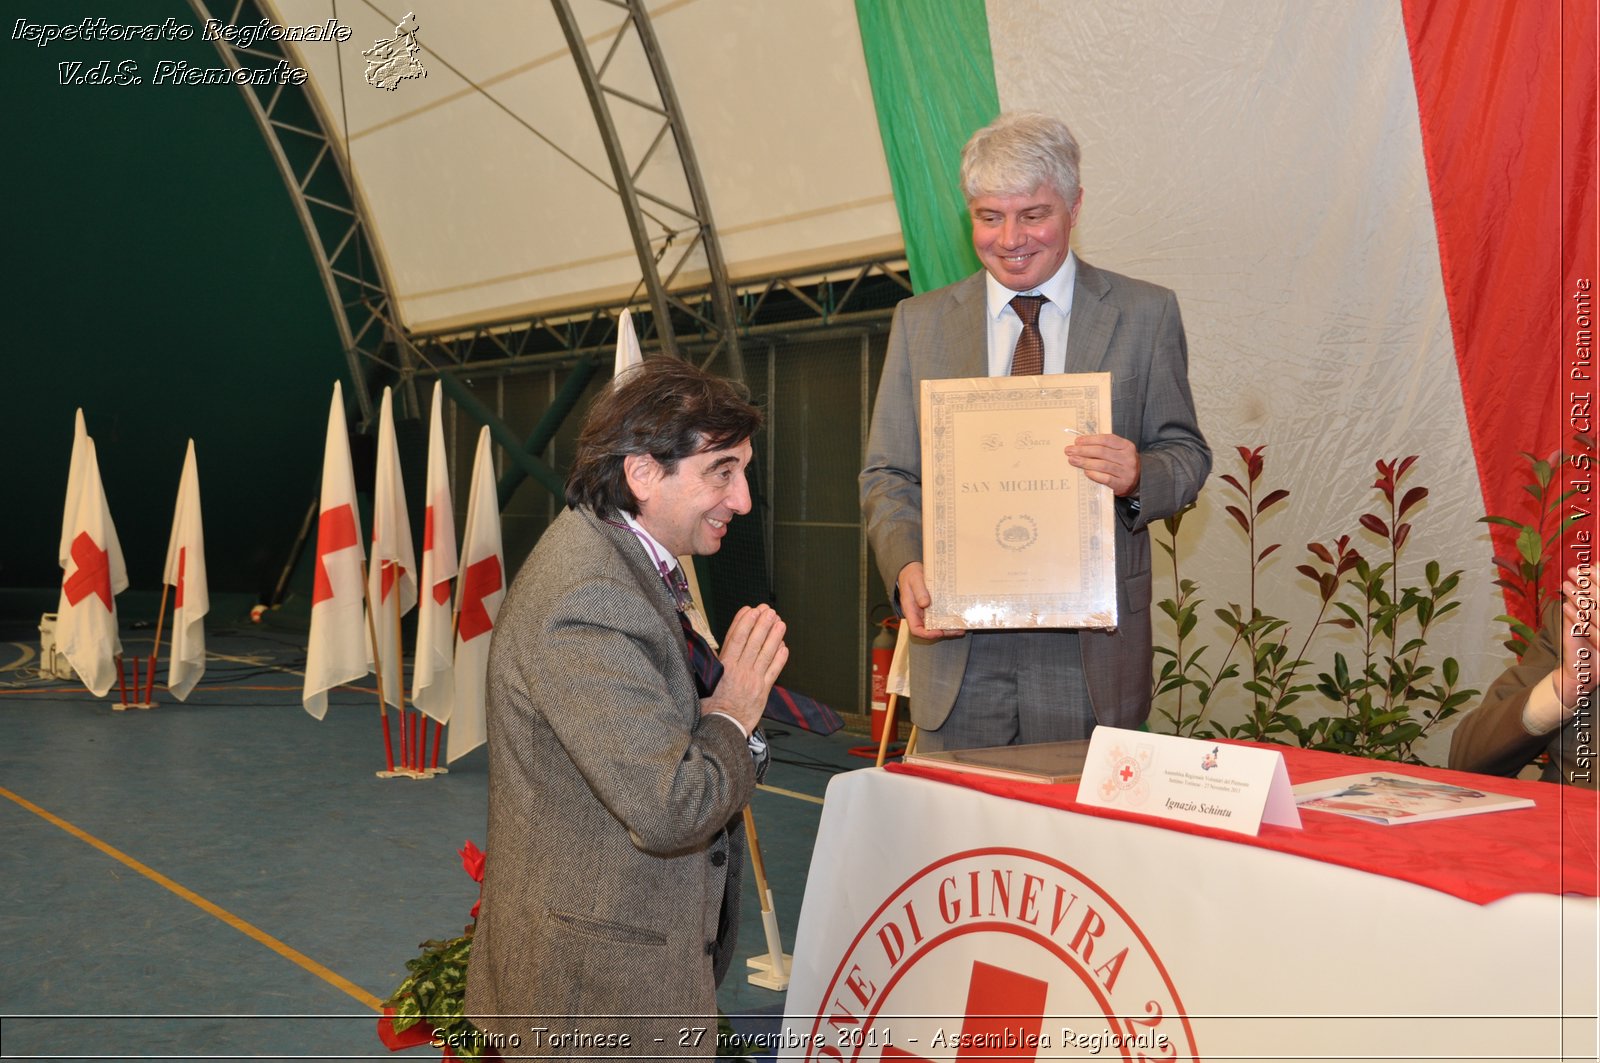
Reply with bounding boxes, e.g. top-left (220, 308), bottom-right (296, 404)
top-left (861, 111), bottom-right (1211, 751)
